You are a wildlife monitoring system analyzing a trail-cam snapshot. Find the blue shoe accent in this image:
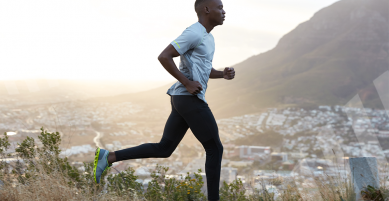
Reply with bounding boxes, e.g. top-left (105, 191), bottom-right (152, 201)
top-left (93, 148), bottom-right (110, 183)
